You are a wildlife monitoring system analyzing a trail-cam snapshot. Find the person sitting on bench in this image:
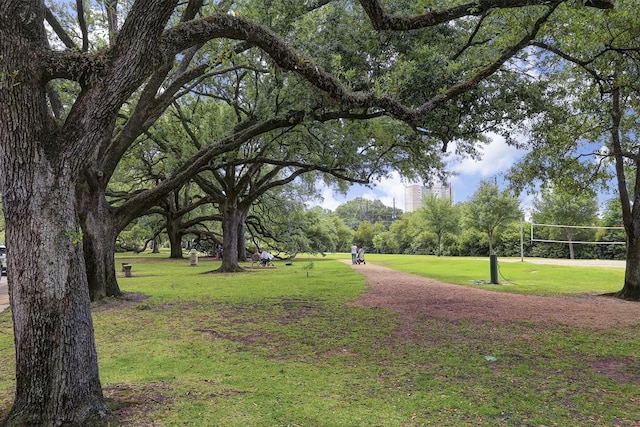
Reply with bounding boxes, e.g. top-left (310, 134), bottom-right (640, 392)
top-left (260, 250), bottom-right (274, 267)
